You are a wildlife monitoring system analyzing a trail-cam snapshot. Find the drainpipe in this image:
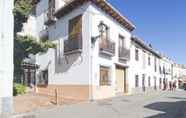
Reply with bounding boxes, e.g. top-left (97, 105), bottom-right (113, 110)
top-left (90, 47), bottom-right (93, 101)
